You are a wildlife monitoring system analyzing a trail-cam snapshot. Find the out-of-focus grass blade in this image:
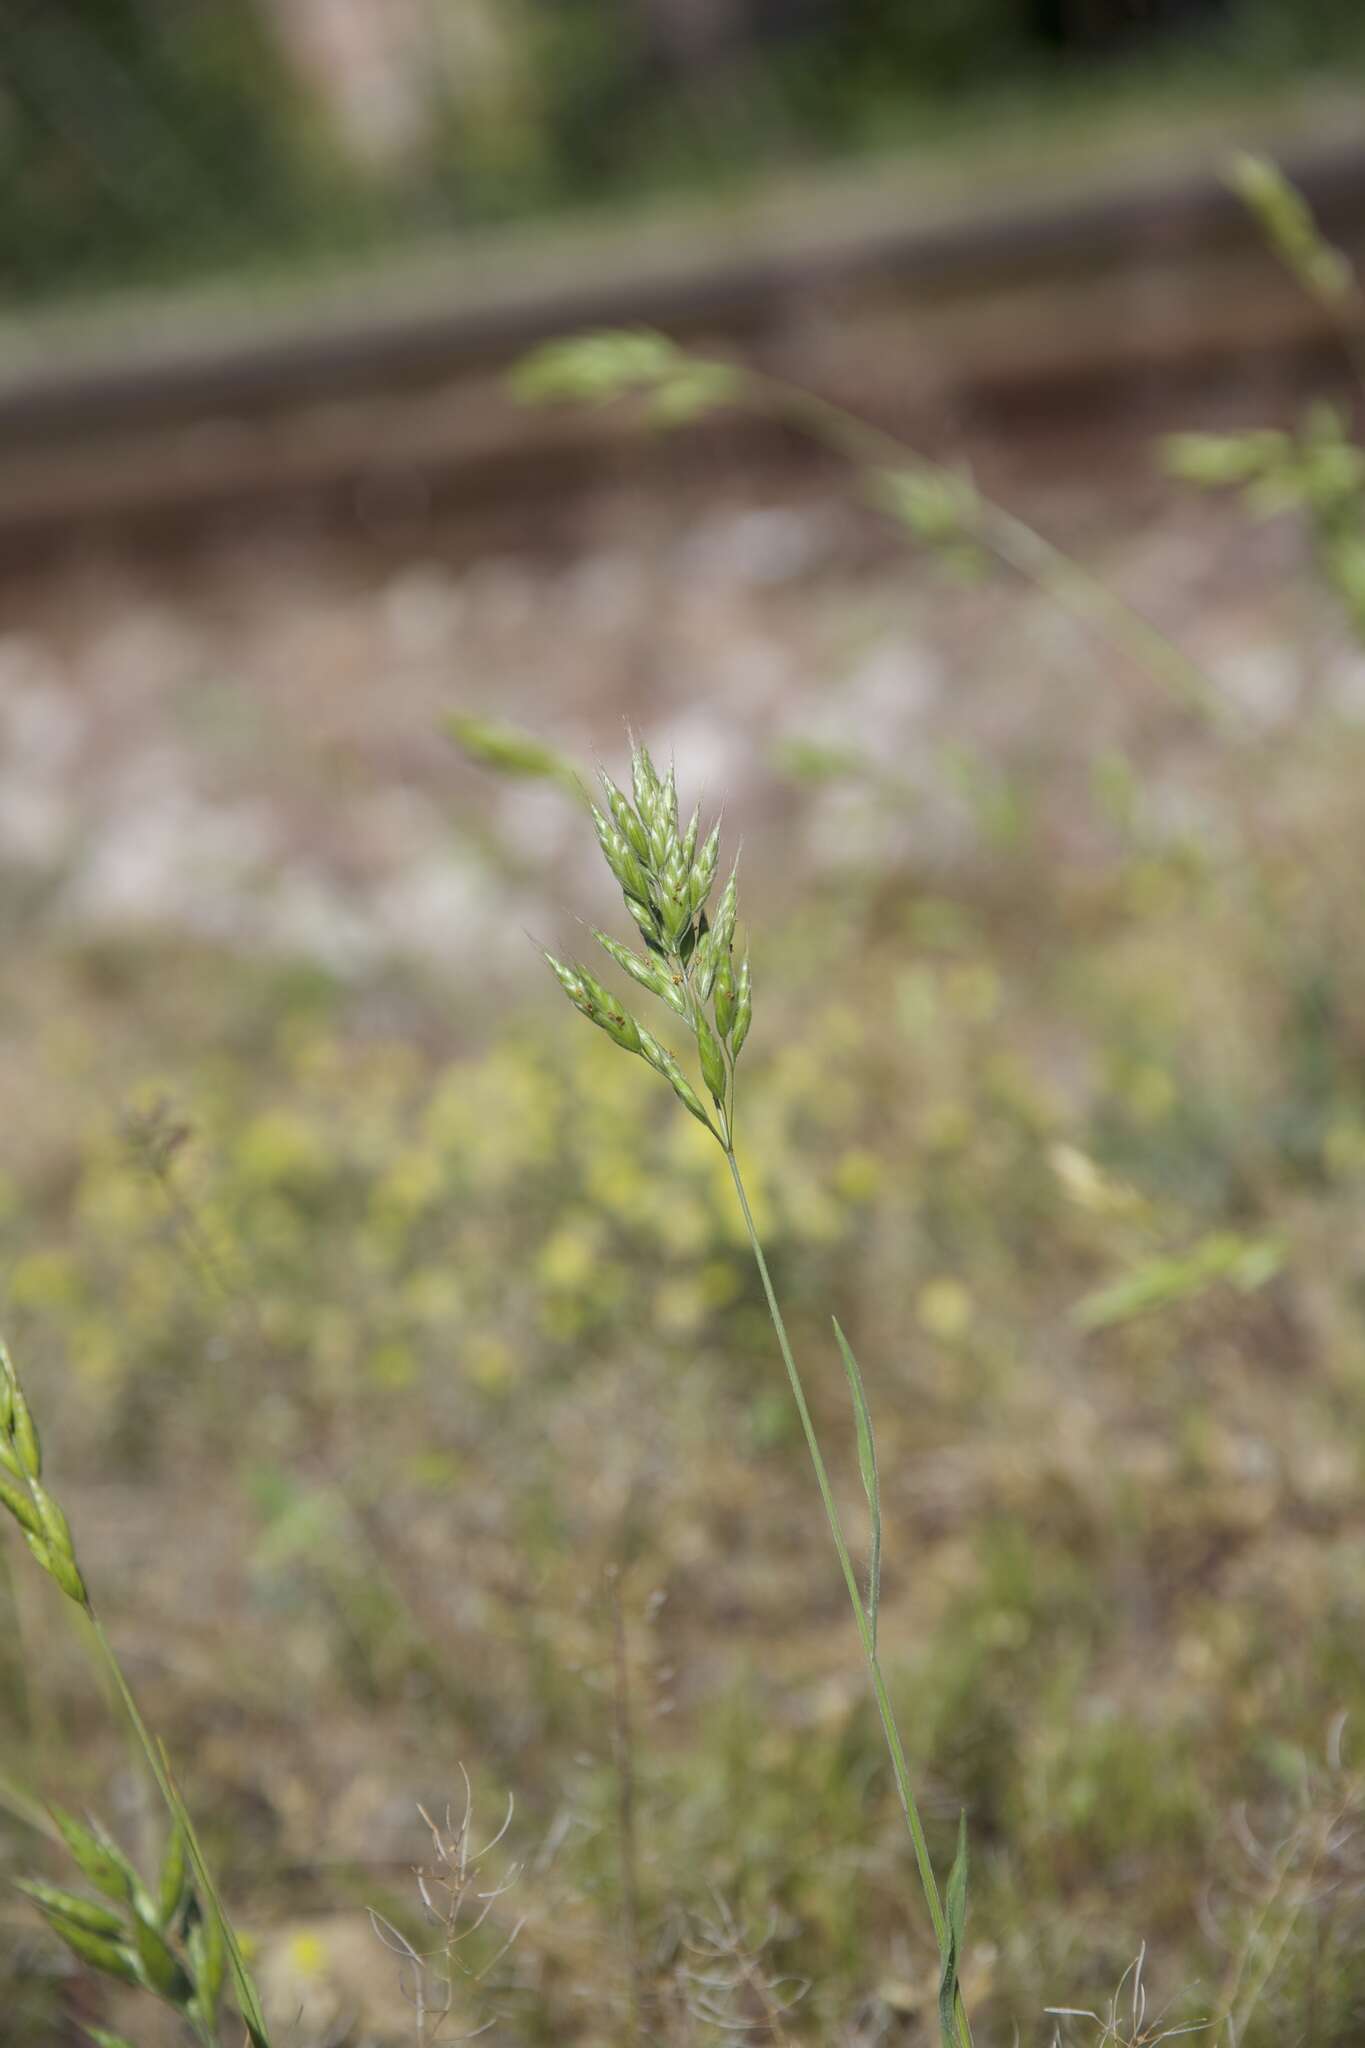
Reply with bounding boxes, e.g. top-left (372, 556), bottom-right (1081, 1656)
top-left (509, 328), bottom-right (741, 427)
top-left (0, 1770), bottom-right (57, 1837)
top-left (444, 714), bottom-right (587, 802)
top-left (1227, 152), bottom-right (1355, 307)
top-left (1073, 1232), bottom-right (1283, 1332)
top-left (937, 1811), bottom-right (969, 2048)
top-left (156, 1742), bottom-right (270, 2048)
top-left (773, 737), bottom-right (869, 784)
top-left (509, 328), bottom-right (686, 406)
top-left (833, 1318), bottom-right (881, 1654)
